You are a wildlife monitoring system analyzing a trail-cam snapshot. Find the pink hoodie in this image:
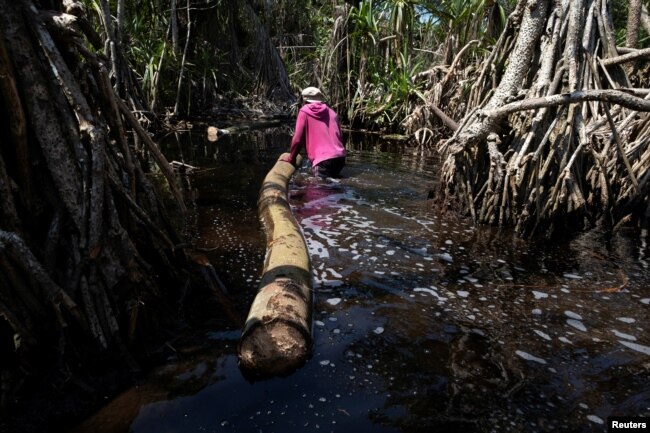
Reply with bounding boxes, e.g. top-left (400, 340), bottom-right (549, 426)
top-left (287, 102), bottom-right (346, 167)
